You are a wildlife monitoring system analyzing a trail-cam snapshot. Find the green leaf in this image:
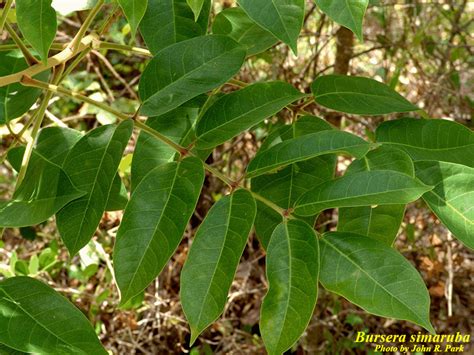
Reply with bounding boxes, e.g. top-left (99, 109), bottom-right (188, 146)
top-left (105, 174), bottom-right (128, 211)
top-left (312, 75), bottom-right (418, 115)
top-left (295, 170), bottom-right (432, 216)
top-left (338, 145), bottom-right (415, 245)
top-left (315, 0), bottom-right (369, 41)
top-left (260, 220), bottom-right (319, 355)
top-left (139, 0), bottom-right (210, 54)
top-left (0, 276), bottom-right (107, 354)
top-left (0, 343), bottom-right (26, 355)
top-left (181, 189), bottom-right (256, 344)
top-left (0, 51), bottom-right (49, 124)
top-left (247, 130), bottom-right (370, 178)
top-left (252, 116), bottom-right (336, 248)
top-left (56, 121), bottom-right (133, 255)
top-left (131, 105), bottom-right (200, 190)
top-left (212, 7), bottom-right (278, 56)
top-left (415, 161), bottom-right (474, 249)
top-left (186, 0), bottom-right (204, 21)
top-left (376, 118), bottom-right (474, 168)
top-left (139, 35), bottom-right (246, 117)
top-left (114, 157), bottom-right (204, 305)
top-left (16, 0), bottom-right (58, 63)
top-left (0, 151), bottom-right (84, 228)
top-left (196, 81), bottom-right (305, 149)
top-left (118, 0), bottom-right (148, 38)
top-left (320, 232), bottom-right (434, 333)
top-left (237, 0), bottom-right (305, 54)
